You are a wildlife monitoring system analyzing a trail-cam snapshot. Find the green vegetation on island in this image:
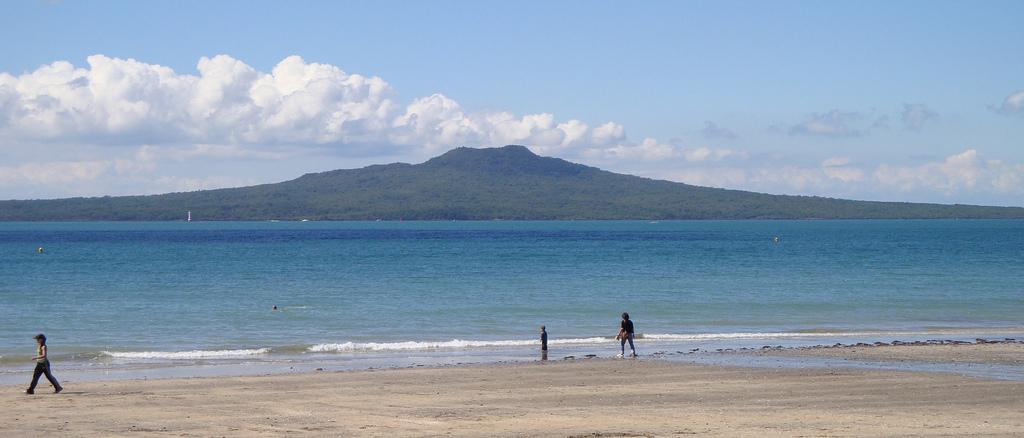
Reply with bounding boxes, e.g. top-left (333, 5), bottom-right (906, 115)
top-left (2, 145), bottom-right (1023, 221)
